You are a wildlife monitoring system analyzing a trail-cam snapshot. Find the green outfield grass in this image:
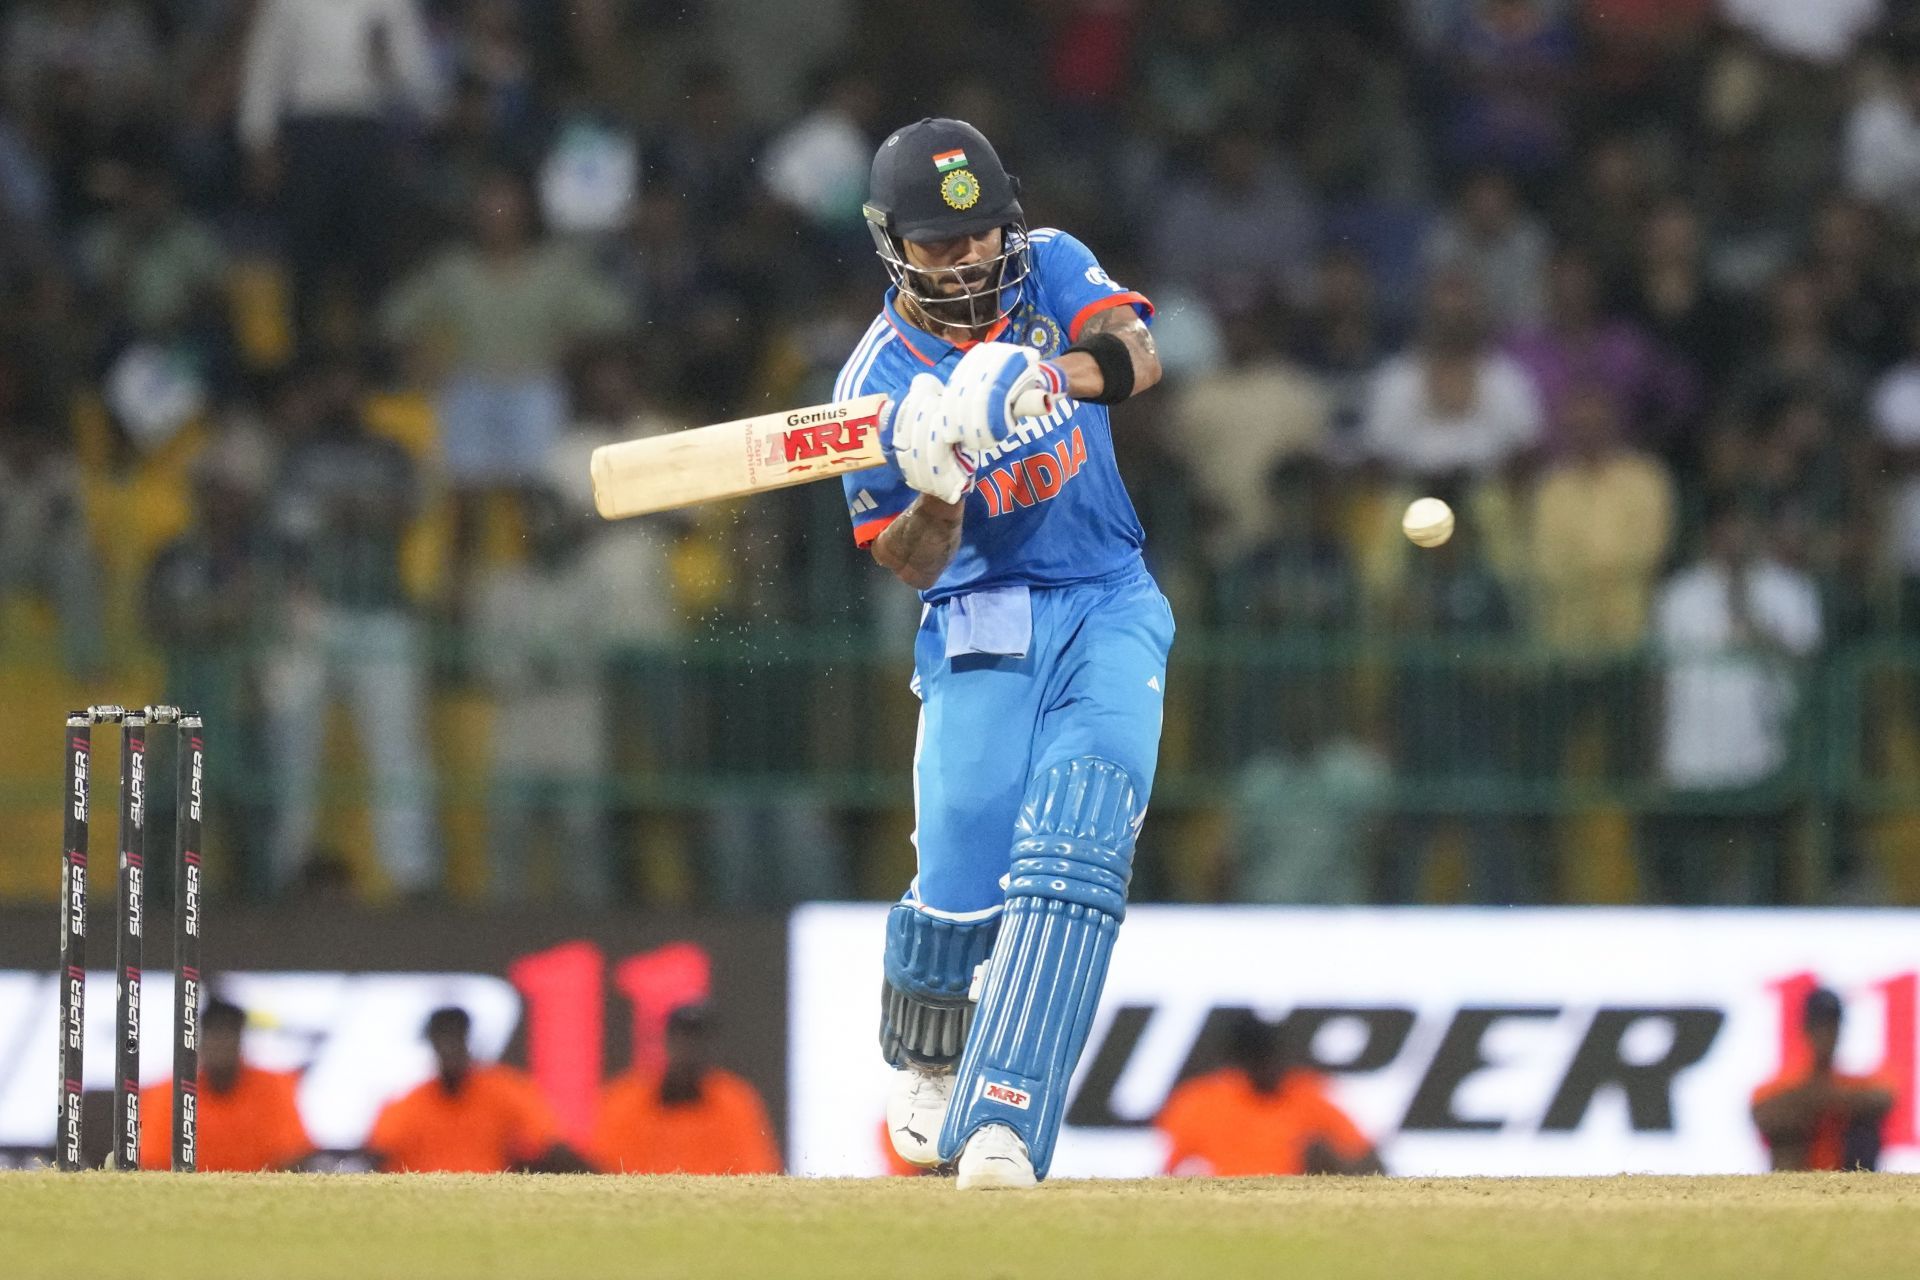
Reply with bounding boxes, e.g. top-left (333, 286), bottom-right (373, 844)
top-left (3, 1171), bottom-right (1917, 1280)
